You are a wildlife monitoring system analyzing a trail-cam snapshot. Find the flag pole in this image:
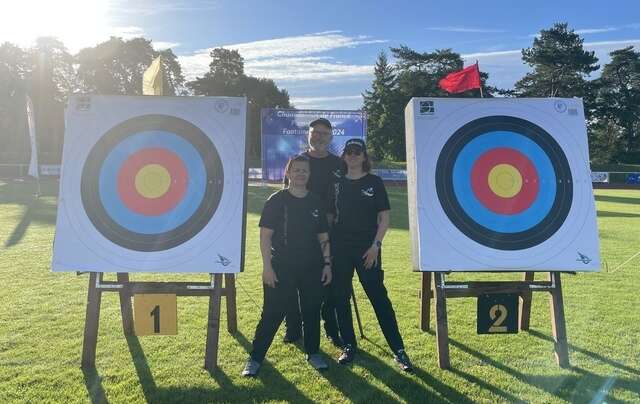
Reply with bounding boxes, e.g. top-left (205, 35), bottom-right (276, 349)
top-left (26, 95), bottom-right (41, 198)
top-left (476, 61), bottom-right (484, 98)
